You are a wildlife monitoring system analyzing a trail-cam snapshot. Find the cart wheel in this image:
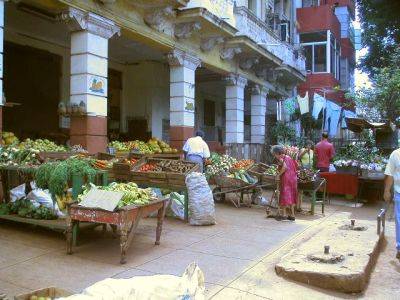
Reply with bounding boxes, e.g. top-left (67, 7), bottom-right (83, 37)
top-left (212, 187), bottom-right (225, 203)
